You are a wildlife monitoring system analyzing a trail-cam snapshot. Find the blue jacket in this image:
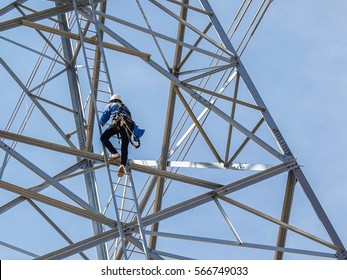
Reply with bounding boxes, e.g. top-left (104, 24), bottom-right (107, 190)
top-left (100, 102), bottom-right (131, 126)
